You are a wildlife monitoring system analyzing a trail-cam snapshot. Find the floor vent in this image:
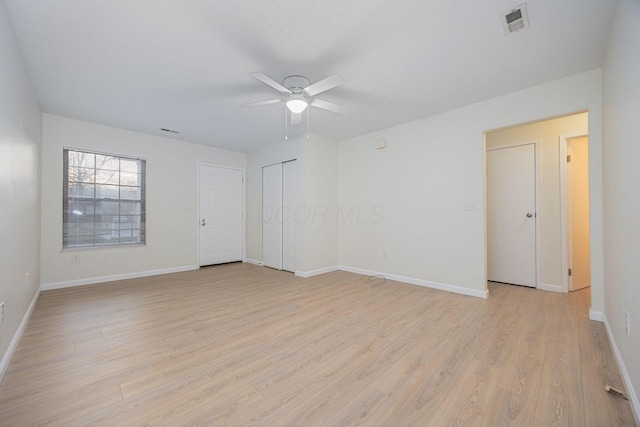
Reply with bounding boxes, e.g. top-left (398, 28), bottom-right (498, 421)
top-left (501, 3), bottom-right (529, 35)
